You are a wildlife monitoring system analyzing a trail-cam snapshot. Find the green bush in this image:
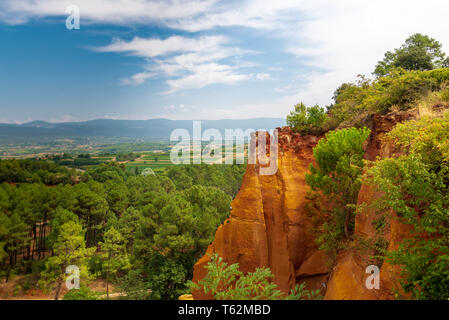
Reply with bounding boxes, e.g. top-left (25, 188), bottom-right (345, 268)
top-left (306, 127), bottom-right (370, 248)
top-left (439, 88), bottom-right (449, 102)
top-left (328, 69), bottom-right (449, 128)
top-left (13, 285), bottom-right (22, 297)
top-left (88, 255), bottom-right (103, 277)
top-left (189, 254), bottom-right (321, 300)
top-left (426, 68), bottom-right (449, 84)
top-left (287, 103), bottom-right (327, 134)
top-left (63, 286), bottom-right (99, 300)
top-left (116, 269), bottom-right (151, 300)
